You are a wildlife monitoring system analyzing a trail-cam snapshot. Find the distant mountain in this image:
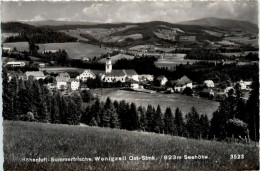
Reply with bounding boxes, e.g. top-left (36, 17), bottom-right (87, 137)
top-left (22, 20), bottom-right (98, 27)
top-left (177, 17), bottom-right (258, 34)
